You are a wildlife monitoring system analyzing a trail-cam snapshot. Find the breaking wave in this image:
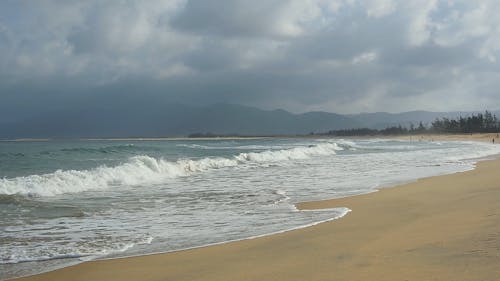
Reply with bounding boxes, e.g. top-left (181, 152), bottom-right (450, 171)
top-left (0, 143), bottom-right (342, 197)
top-left (54, 144), bottom-right (160, 155)
top-left (176, 143), bottom-right (294, 150)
